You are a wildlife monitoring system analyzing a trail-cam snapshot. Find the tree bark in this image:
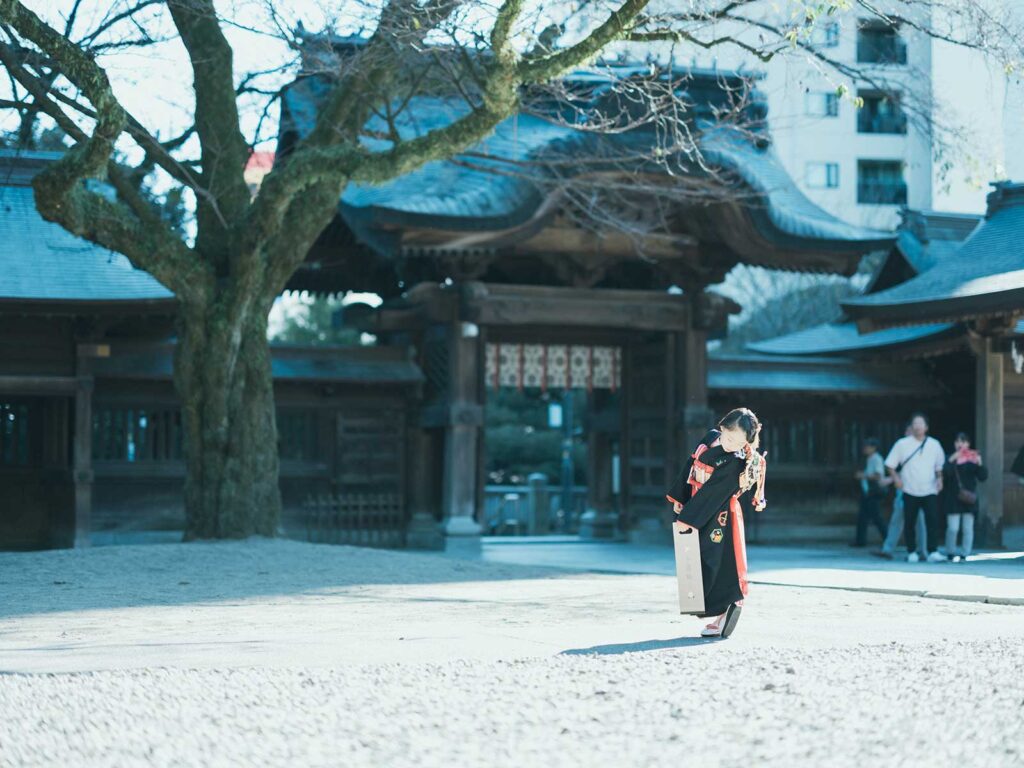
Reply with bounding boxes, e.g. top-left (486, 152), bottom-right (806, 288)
top-left (175, 292), bottom-right (280, 539)
top-left (1, 0), bottom-right (659, 542)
